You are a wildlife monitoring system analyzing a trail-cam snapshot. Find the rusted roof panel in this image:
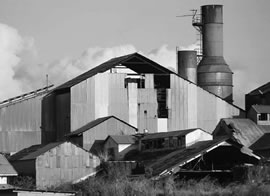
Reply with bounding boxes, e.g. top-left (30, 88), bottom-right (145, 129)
top-left (109, 135), bottom-right (136, 144)
top-left (53, 53), bottom-right (173, 91)
top-left (250, 133), bottom-right (270, 151)
top-left (0, 154), bottom-right (17, 176)
top-left (141, 129), bottom-right (198, 141)
top-left (148, 137), bottom-right (228, 176)
top-left (9, 142), bottom-right (63, 161)
top-left (252, 105), bottom-right (270, 114)
top-left (67, 116), bottom-right (137, 137)
top-left (221, 118), bottom-right (267, 147)
top-left (248, 82), bottom-right (270, 96)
